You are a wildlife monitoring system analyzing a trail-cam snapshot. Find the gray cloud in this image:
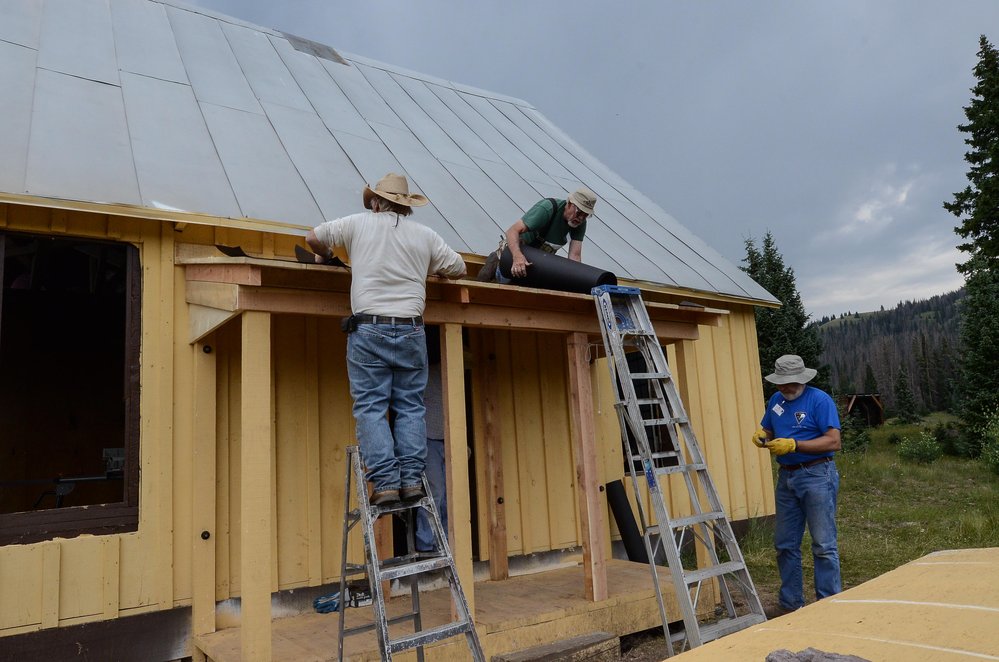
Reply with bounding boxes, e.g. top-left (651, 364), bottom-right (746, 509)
top-left (188, 0), bottom-right (992, 317)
